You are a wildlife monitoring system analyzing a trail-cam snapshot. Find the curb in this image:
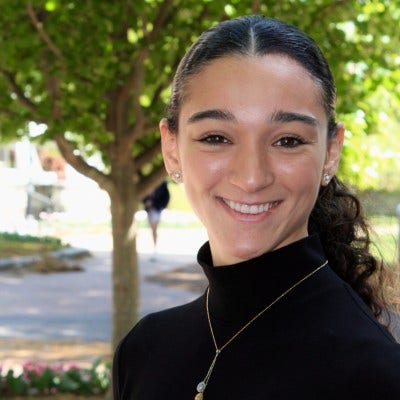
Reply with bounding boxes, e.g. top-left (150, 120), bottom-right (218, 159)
top-left (0, 247), bottom-right (91, 272)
